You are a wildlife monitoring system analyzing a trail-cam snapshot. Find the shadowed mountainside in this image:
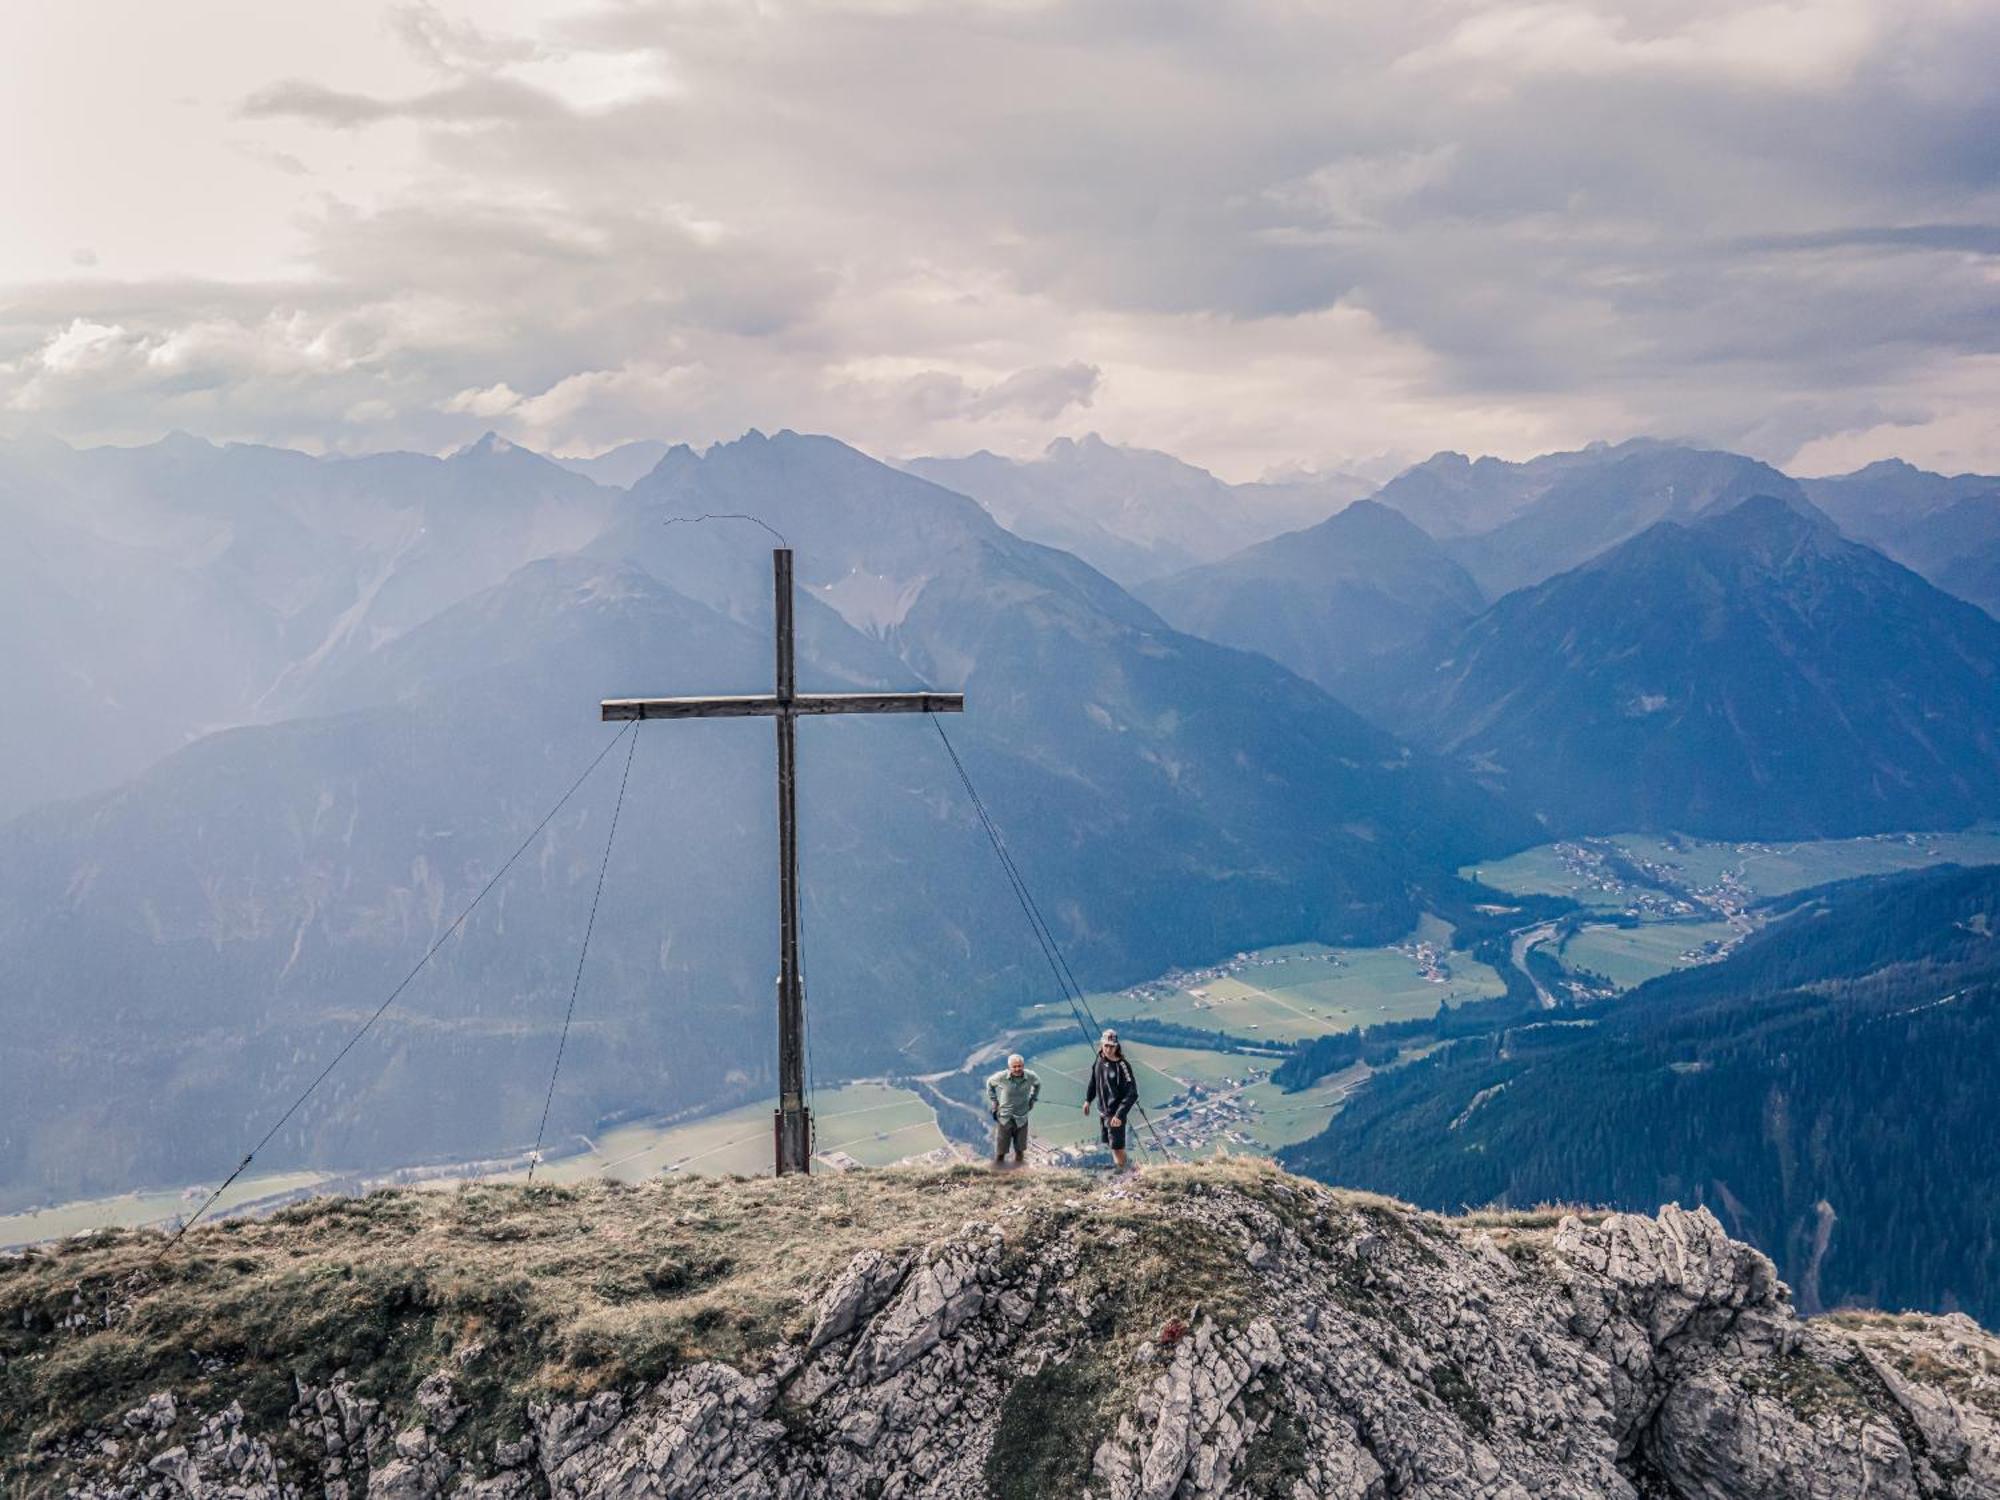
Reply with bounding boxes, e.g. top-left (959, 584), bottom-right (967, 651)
top-left (1138, 500), bottom-right (1486, 691)
top-left (1342, 495), bottom-right (2000, 838)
